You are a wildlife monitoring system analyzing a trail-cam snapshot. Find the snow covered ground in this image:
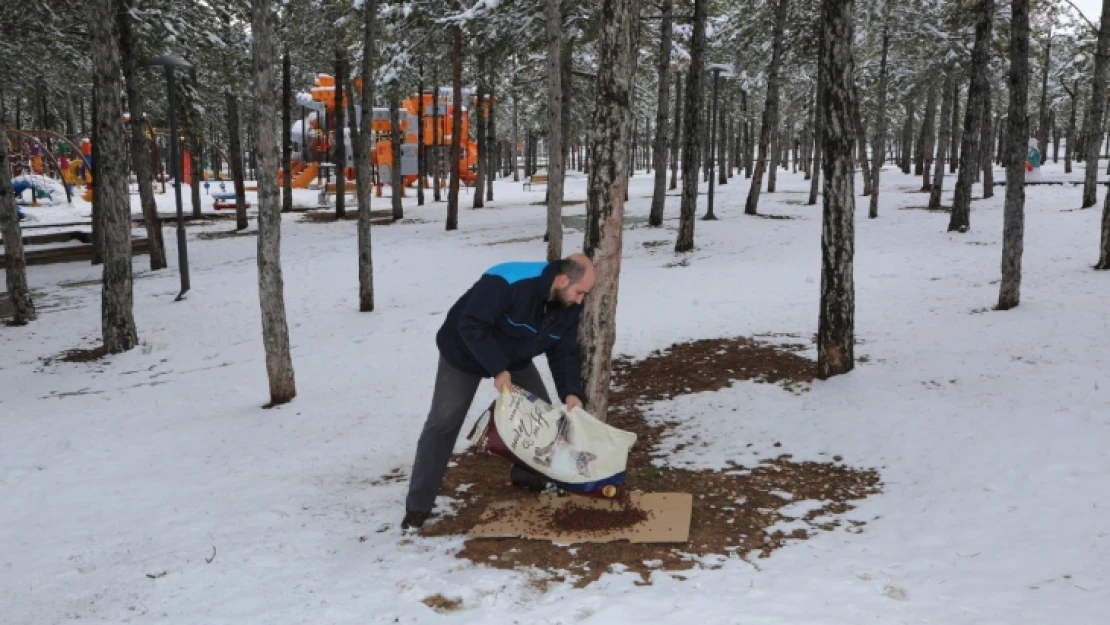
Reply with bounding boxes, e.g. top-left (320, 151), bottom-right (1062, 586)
top-left (2, 161), bottom-right (1108, 624)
